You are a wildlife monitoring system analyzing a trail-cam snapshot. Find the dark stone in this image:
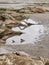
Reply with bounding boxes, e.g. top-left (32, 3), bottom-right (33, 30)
top-left (21, 39), bottom-right (25, 43)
